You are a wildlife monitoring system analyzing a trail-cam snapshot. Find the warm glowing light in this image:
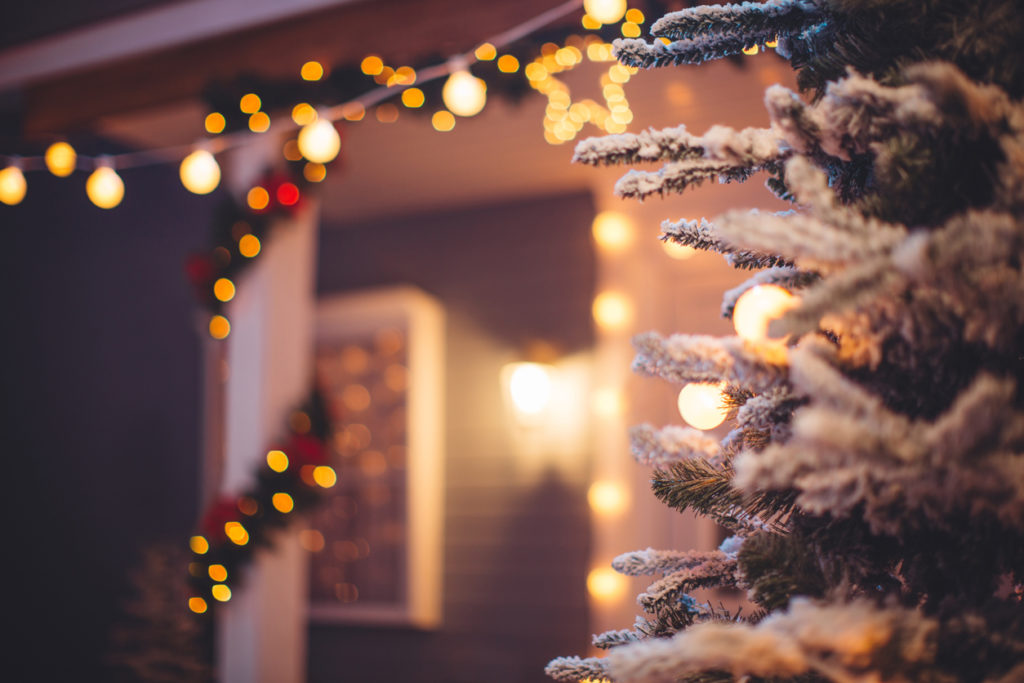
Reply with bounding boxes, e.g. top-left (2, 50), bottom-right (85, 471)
top-left (283, 139), bottom-right (303, 161)
top-left (591, 210), bottom-right (635, 252)
top-left (401, 87), bottom-right (425, 108)
top-left (587, 566), bottom-right (628, 602)
top-left (211, 584), bottom-right (232, 602)
top-left (189, 535), bottom-right (209, 555)
top-left (239, 234), bottom-right (261, 258)
top-left (224, 521), bottom-right (249, 545)
top-left (86, 165), bottom-right (124, 209)
top-left (525, 62), bottom-right (548, 81)
top-left (246, 186), bottom-right (270, 210)
top-left (209, 315), bottom-right (231, 340)
top-left (732, 284), bottom-right (799, 342)
top-left (588, 480), bottom-right (629, 516)
top-left (375, 103), bottom-right (399, 123)
top-left (237, 497), bottom-right (259, 516)
top-left (205, 112), bottom-right (226, 134)
top-left (239, 93), bottom-right (261, 113)
top-left (208, 564), bottom-right (228, 582)
top-left (507, 363), bottom-right (553, 415)
top-left (677, 382), bottom-right (728, 430)
top-left (592, 291), bottom-right (633, 331)
top-left (0, 165), bottom-right (26, 205)
top-left (342, 103), bottom-right (366, 121)
top-left (299, 529), bottom-right (325, 552)
top-left (621, 21), bottom-right (641, 37)
top-left (276, 182), bottom-right (300, 206)
top-left (45, 142), bottom-right (77, 177)
top-left (474, 42), bottom-right (497, 60)
top-left (581, 13), bottom-right (602, 29)
top-left (301, 60), bottom-right (324, 81)
top-left (179, 149), bottom-right (221, 194)
top-left (361, 55), bottom-right (384, 75)
top-left (272, 492), bottom-right (295, 513)
top-left (592, 387), bottom-right (624, 417)
top-left (292, 103), bottom-right (318, 126)
top-left (766, 38), bottom-right (778, 48)
top-left (608, 64), bottom-right (631, 83)
top-left (497, 55), bottom-right (520, 73)
top-left (188, 597), bottom-right (208, 614)
top-left (213, 277), bottom-right (235, 302)
top-left (625, 8), bottom-right (645, 23)
top-left (442, 69), bottom-right (487, 117)
top-left (662, 240), bottom-right (696, 260)
top-left (248, 111), bottom-right (271, 132)
top-left (304, 162), bottom-right (327, 183)
top-left (267, 449), bottom-right (289, 472)
top-left (298, 118), bottom-right (341, 163)
top-left (584, 0), bottom-right (626, 24)
top-left (391, 66), bottom-right (416, 85)
top-left (432, 110), bottom-right (456, 132)
top-left (742, 44), bottom-right (759, 56)
top-left (313, 466), bottom-right (337, 488)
